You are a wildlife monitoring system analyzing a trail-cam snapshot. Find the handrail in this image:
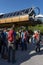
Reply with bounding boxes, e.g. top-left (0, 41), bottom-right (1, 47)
top-left (28, 7), bottom-right (40, 15)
